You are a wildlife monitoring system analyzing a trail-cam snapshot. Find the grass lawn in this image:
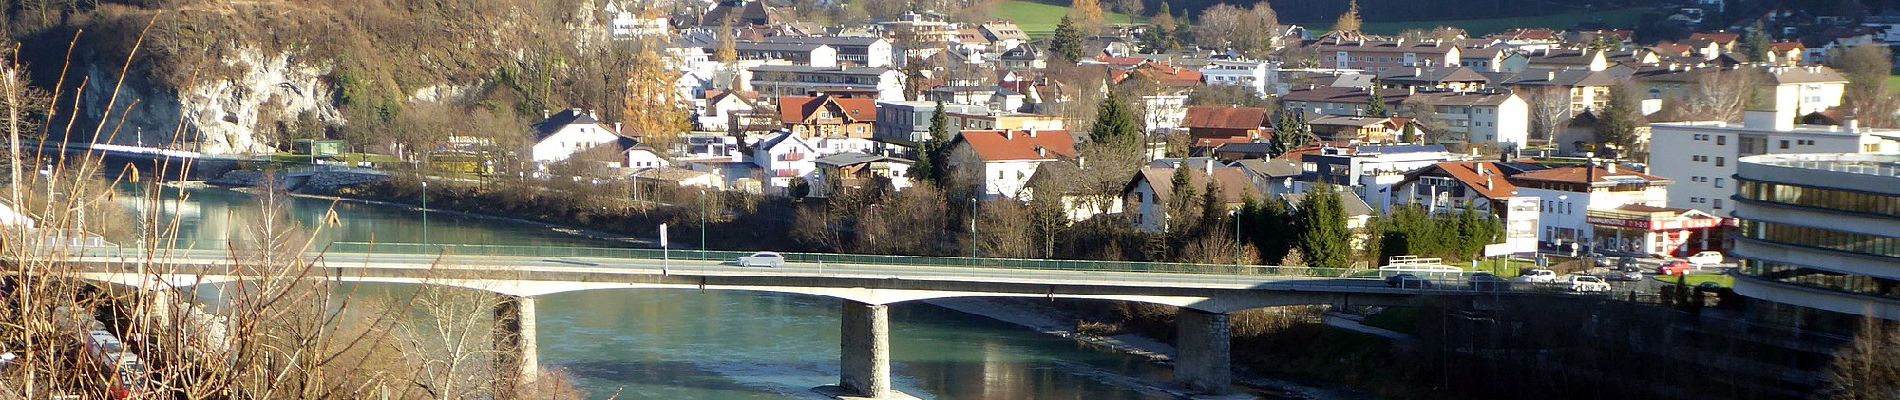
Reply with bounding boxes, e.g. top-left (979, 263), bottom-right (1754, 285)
top-left (1889, 75), bottom-right (1900, 89)
top-left (1469, 258), bottom-right (1537, 277)
top-left (997, 0), bottom-right (1143, 38)
top-left (1293, 7), bottom-right (1652, 37)
top-left (1652, 274), bottom-right (1735, 288)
